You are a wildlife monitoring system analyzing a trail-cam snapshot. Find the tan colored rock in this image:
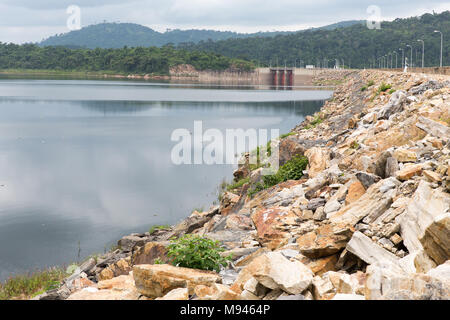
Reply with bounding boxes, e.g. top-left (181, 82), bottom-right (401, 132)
top-left (312, 275), bottom-right (335, 300)
top-left (133, 264), bottom-right (221, 298)
top-left (226, 214), bottom-right (254, 230)
top-left (98, 274), bottom-right (135, 290)
top-left (98, 258), bottom-right (132, 281)
top-left (252, 252), bottom-right (314, 295)
top-left (155, 288), bottom-right (189, 300)
top-left (67, 287), bottom-right (140, 300)
top-left (423, 170), bottom-right (442, 183)
top-left (395, 164), bottom-right (423, 181)
top-left (194, 283), bottom-right (240, 300)
top-left (305, 147), bottom-right (330, 178)
top-left (132, 242), bottom-right (169, 265)
top-left (301, 254), bottom-right (338, 276)
top-left (346, 231), bottom-right (400, 266)
top-left (393, 148), bottom-right (417, 162)
top-left (365, 262), bottom-right (450, 300)
top-left (330, 179), bottom-right (397, 226)
top-left (251, 207), bottom-right (295, 250)
top-left (296, 223), bottom-right (354, 258)
top-left (220, 192), bottom-right (240, 216)
top-left (427, 261), bottom-right (450, 282)
top-left (68, 274), bottom-right (139, 300)
top-left (345, 180), bottom-right (366, 205)
top-left (231, 252), bottom-right (314, 295)
top-left (399, 180), bottom-right (450, 268)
